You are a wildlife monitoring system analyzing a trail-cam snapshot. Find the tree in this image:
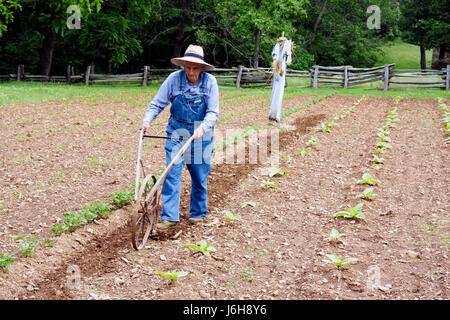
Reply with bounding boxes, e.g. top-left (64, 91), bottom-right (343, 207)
top-left (0, 0), bottom-right (21, 37)
top-left (400, 0), bottom-right (450, 69)
top-left (195, 0), bottom-right (308, 68)
top-left (78, 0), bottom-right (156, 74)
top-left (17, 0), bottom-right (103, 76)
